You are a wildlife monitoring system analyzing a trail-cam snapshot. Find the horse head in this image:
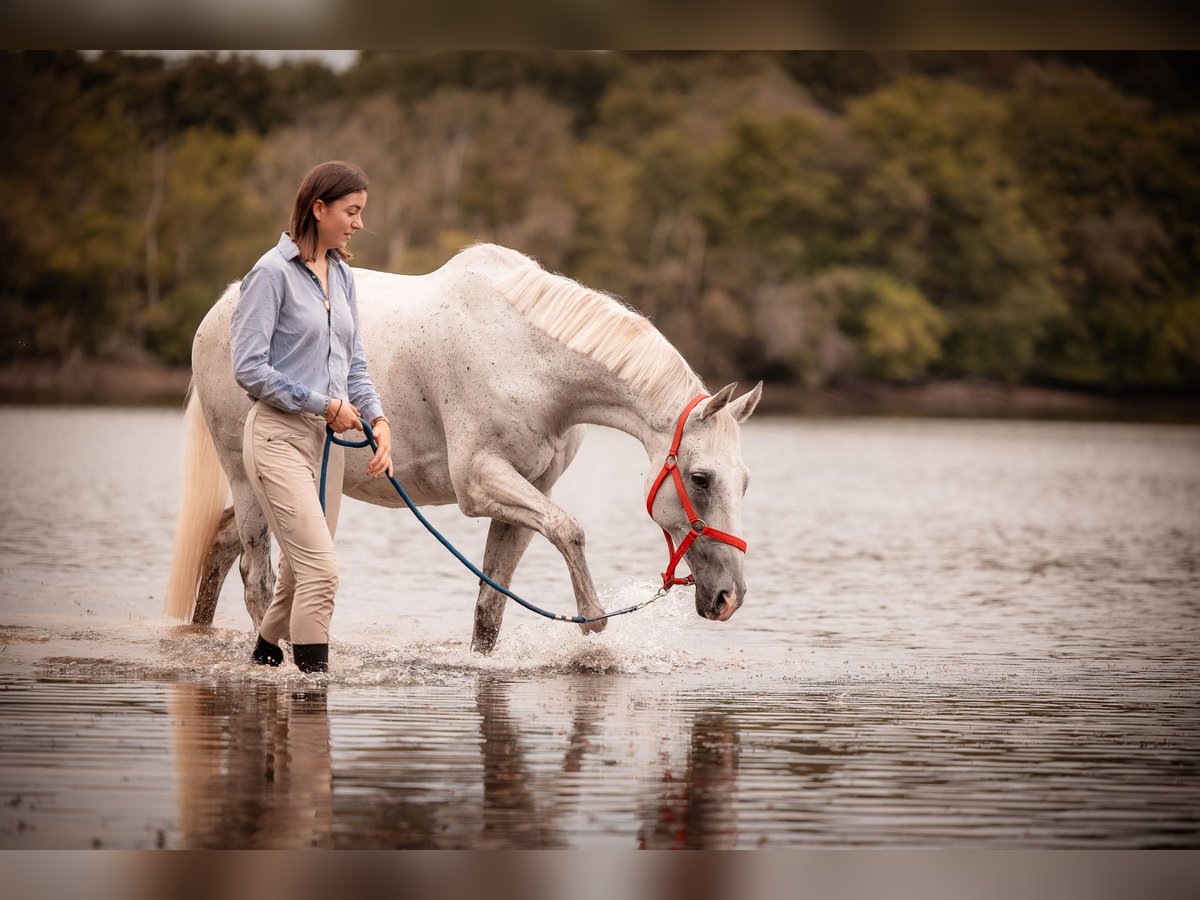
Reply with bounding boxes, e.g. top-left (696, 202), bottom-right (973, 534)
top-left (646, 382), bottom-right (762, 623)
